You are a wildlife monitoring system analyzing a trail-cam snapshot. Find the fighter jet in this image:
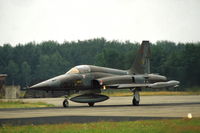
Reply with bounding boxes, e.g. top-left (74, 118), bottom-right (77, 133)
top-left (30, 41), bottom-right (180, 107)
